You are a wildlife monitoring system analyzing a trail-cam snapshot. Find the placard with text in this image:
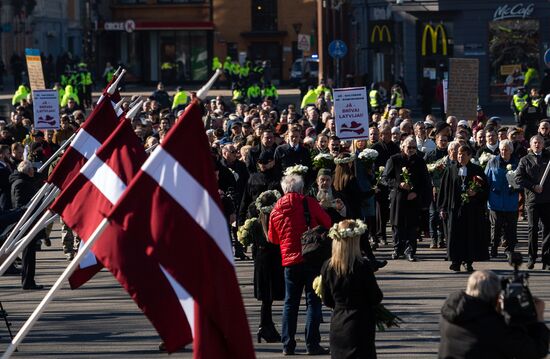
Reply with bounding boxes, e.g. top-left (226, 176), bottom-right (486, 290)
top-left (333, 87), bottom-right (369, 140)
